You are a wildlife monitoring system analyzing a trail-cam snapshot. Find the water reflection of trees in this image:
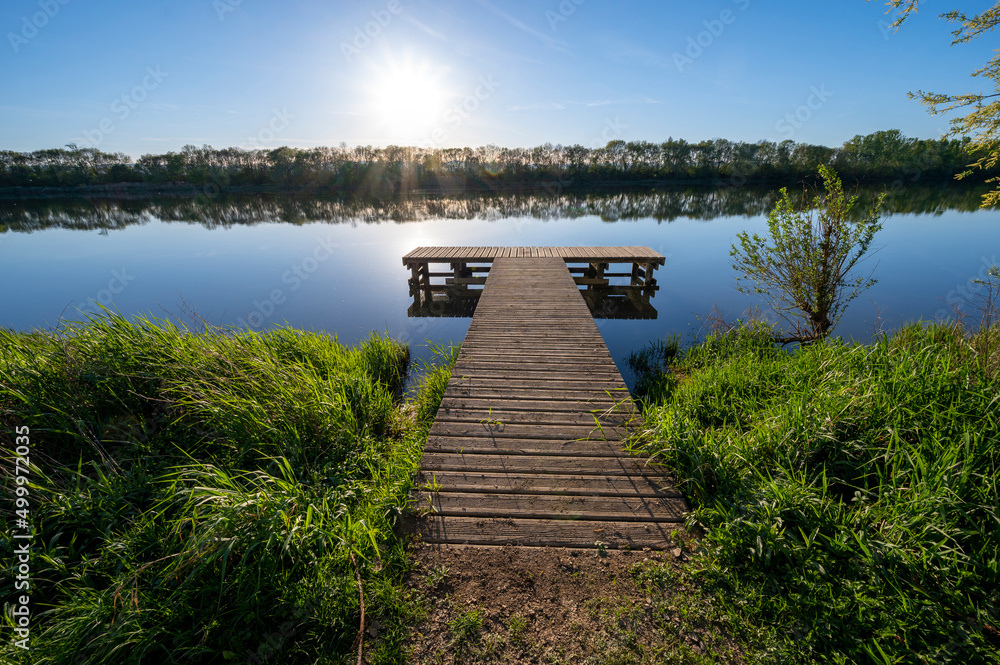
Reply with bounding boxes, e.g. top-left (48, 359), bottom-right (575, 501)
top-left (0, 183), bottom-right (989, 233)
